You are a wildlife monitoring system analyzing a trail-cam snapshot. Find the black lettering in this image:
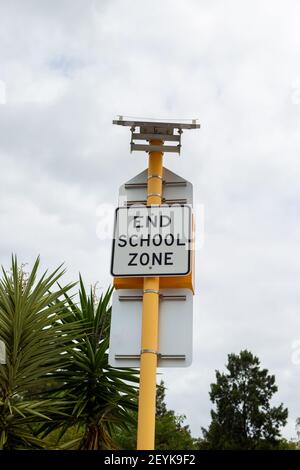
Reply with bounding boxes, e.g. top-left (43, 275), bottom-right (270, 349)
top-left (165, 234), bottom-right (174, 246)
top-left (176, 235), bottom-right (185, 246)
top-left (140, 235), bottom-right (150, 247)
top-left (128, 253), bottom-right (138, 266)
top-left (152, 252), bottom-right (162, 265)
top-left (118, 235), bottom-right (127, 247)
top-left (133, 216), bottom-right (142, 228)
top-left (129, 235), bottom-right (138, 247)
top-left (147, 215), bottom-right (157, 227)
top-left (152, 234), bottom-right (163, 246)
top-left (140, 253), bottom-right (150, 265)
top-left (160, 215), bottom-right (171, 227)
top-left (164, 252), bottom-right (173, 265)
